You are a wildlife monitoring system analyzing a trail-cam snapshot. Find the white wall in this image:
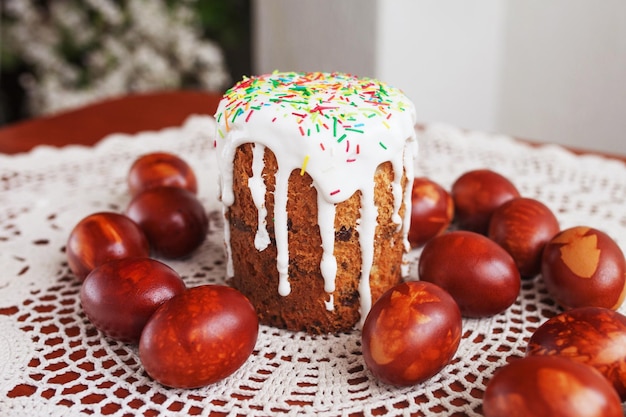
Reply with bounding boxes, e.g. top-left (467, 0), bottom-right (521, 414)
top-left (497, 1), bottom-right (626, 155)
top-left (253, 0), bottom-right (378, 77)
top-left (375, 1), bottom-right (507, 136)
top-left (253, 0), bottom-right (626, 156)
